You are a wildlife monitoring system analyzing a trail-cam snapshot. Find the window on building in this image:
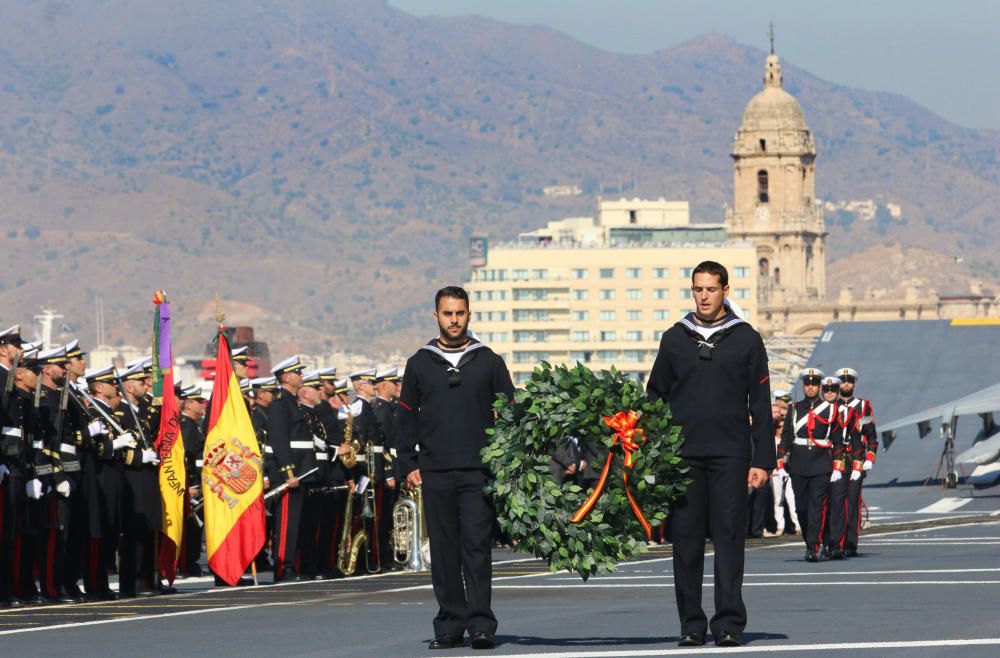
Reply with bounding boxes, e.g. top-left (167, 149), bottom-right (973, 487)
top-left (652, 267), bottom-right (669, 279)
top-left (757, 169), bottom-right (769, 203)
top-left (680, 267), bottom-right (694, 278)
top-left (571, 330), bottom-right (590, 342)
top-left (513, 288), bottom-right (548, 301)
top-left (626, 288), bottom-right (642, 300)
top-left (600, 330), bottom-right (617, 342)
top-left (653, 288), bottom-right (669, 300)
top-left (758, 258), bottom-right (770, 277)
top-left (759, 138), bottom-right (766, 152)
top-left (599, 310), bottom-right (616, 321)
top-left (572, 289), bottom-right (589, 301)
top-left (596, 350), bottom-right (618, 361)
top-left (512, 268), bottom-right (529, 281)
top-left (571, 268), bottom-right (589, 279)
top-left (513, 351), bottom-right (549, 363)
top-left (626, 310), bottom-right (642, 321)
top-left (733, 288), bottom-right (751, 299)
top-left (599, 289), bottom-right (616, 300)
top-left (681, 289), bottom-right (693, 300)
top-left (478, 268), bottom-right (508, 281)
top-left (628, 209), bottom-right (638, 224)
top-left (599, 268), bottom-right (614, 279)
top-left (531, 268), bottom-right (548, 280)
top-left (734, 266), bottom-right (750, 278)
top-left (572, 310), bottom-right (589, 321)
top-left (512, 309), bottom-right (550, 321)
top-left (625, 267), bottom-right (641, 279)
top-left (653, 309), bottom-right (670, 321)
top-left (625, 330), bottom-right (642, 342)
top-left (774, 267), bottom-right (781, 285)
top-left (514, 330), bottom-right (548, 343)
top-left (624, 350), bottom-right (643, 362)
top-left (570, 351), bottom-right (592, 363)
